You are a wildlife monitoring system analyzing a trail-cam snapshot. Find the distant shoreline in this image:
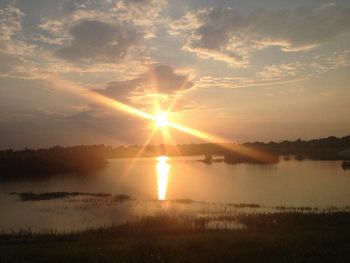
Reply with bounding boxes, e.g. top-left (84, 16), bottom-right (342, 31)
top-left (1, 135), bottom-right (349, 180)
